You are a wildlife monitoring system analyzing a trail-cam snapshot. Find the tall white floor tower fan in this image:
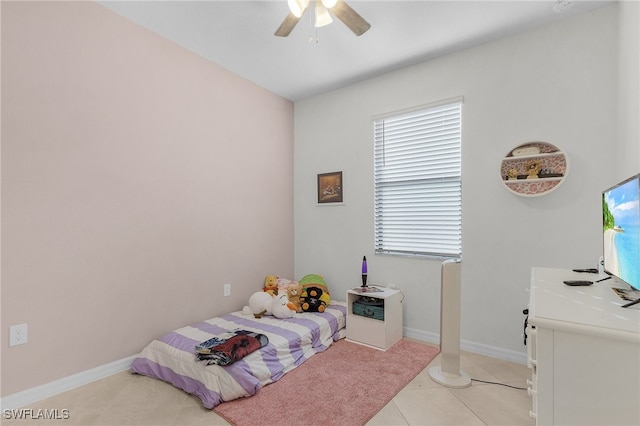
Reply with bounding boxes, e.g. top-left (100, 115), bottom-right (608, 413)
top-left (428, 259), bottom-right (471, 388)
